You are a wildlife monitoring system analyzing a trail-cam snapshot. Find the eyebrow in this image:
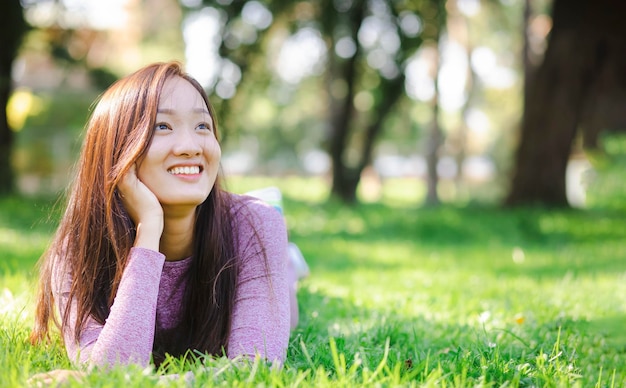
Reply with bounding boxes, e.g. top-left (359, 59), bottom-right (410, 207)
top-left (157, 108), bottom-right (210, 115)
